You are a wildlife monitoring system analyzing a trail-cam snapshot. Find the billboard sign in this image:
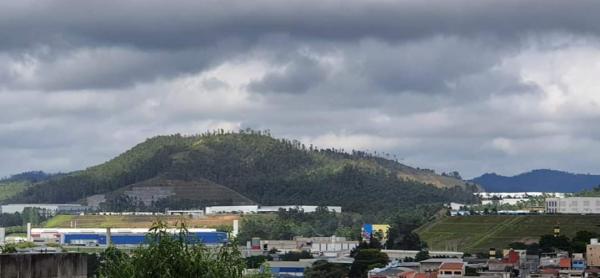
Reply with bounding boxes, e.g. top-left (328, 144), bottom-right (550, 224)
top-left (361, 224), bottom-right (390, 243)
